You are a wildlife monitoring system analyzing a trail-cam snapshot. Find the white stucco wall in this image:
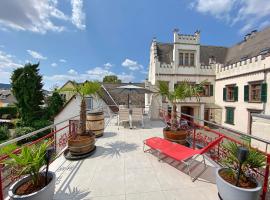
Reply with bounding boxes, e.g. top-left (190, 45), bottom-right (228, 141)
top-left (215, 56), bottom-right (270, 134)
